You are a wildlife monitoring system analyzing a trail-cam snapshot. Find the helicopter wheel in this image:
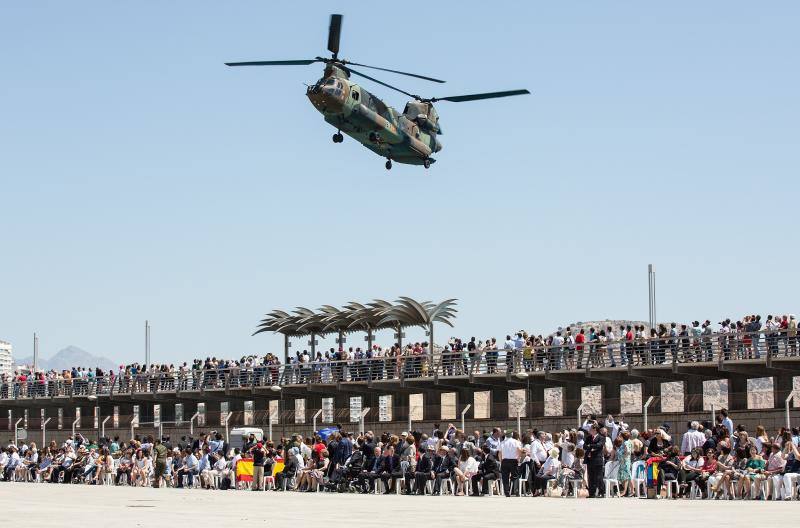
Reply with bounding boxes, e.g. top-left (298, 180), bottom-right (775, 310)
top-left (332, 133), bottom-right (343, 143)
top-left (385, 159), bottom-right (392, 170)
top-left (423, 159), bottom-right (431, 169)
